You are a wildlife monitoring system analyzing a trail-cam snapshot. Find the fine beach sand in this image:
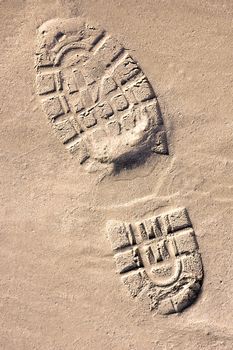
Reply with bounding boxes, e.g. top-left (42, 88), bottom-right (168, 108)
top-left (1, 0), bottom-right (233, 349)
